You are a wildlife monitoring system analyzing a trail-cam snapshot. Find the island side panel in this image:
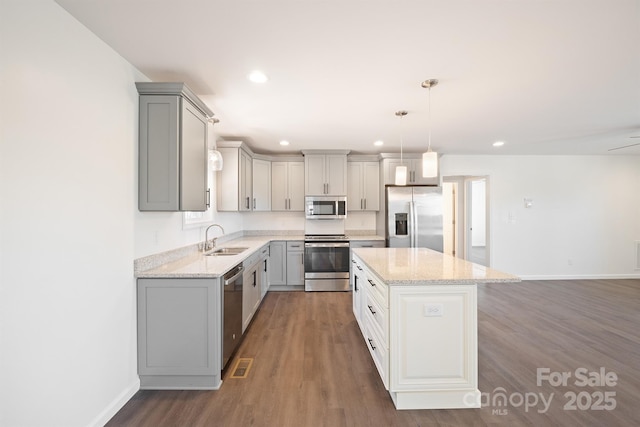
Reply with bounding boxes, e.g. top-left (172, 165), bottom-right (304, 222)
top-left (389, 284), bottom-right (480, 409)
